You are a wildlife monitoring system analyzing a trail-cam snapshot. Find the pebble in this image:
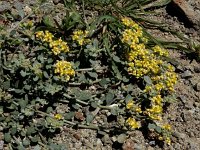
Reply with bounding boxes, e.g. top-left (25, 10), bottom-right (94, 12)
top-left (174, 143), bottom-right (181, 150)
top-left (181, 70), bottom-right (193, 78)
top-left (102, 134), bottom-right (112, 145)
top-left (117, 134), bottom-right (127, 143)
top-left (176, 65), bottom-right (184, 72)
top-left (179, 95), bottom-right (187, 104)
top-left (96, 138), bottom-right (103, 149)
top-left (194, 66), bottom-right (200, 73)
top-left (0, 140), bottom-right (3, 150)
top-left (149, 141), bottom-right (155, 146)
top-left (74, 141), bottom-right (82, 149)
top-left (173, 131), bottom-right (187, 139)
top-left (185, 65), bottom-right (194, 72)
top-left (188, 140), bottom-right (200, 150)
top-left (194, 83), bottom-right (200, 91)
top-left (134, 144), bottom-right (145, 150)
